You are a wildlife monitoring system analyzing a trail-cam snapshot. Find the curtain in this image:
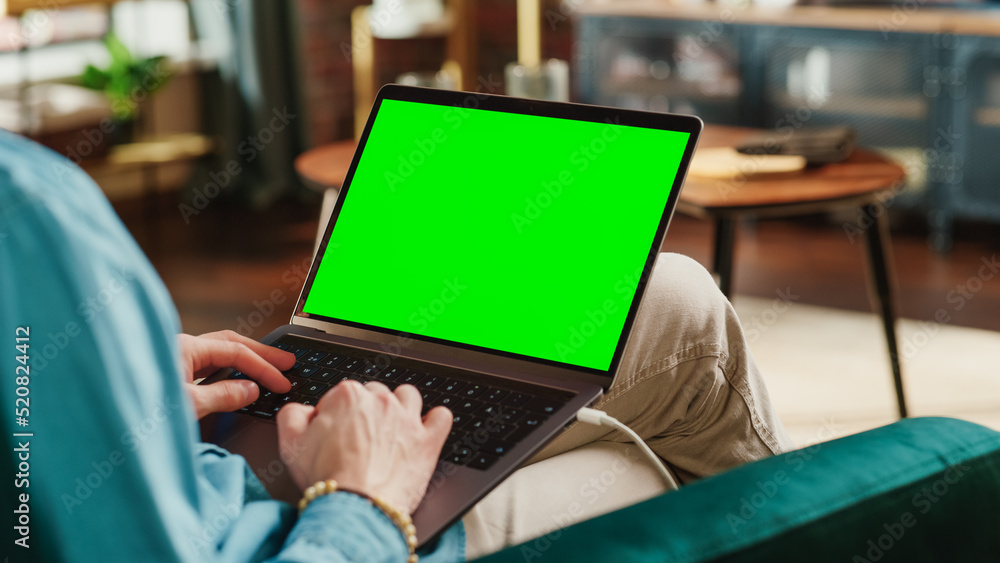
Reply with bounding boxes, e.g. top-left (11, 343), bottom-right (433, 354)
top-left (188, 0), bottom-right (309, 207)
